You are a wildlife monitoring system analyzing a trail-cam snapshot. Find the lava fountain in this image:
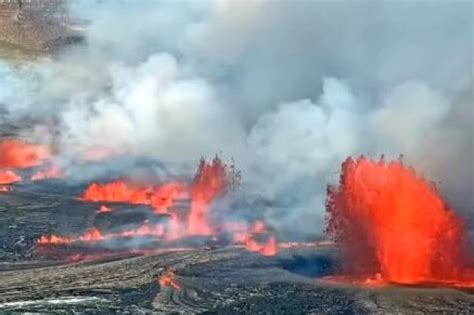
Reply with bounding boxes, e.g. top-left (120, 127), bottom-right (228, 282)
top-left (0, 139), bottom-right (50, 169)
top-left (326, 156), bottom-right (473, 286)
